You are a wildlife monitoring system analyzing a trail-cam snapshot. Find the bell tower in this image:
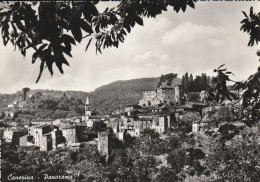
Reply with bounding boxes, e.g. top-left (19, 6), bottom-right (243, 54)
top-left (85, 97), bottom-right (92, 120)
